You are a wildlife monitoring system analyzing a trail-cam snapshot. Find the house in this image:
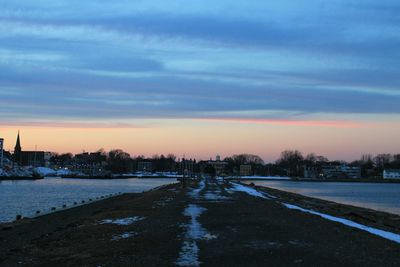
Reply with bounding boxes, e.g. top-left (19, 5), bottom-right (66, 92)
top-left (303, 166), bottom-right (320, 179)
top-left (0, 138), bottom-right (4, 168)
top-left (322, 165), bottom-right (361, 179)
top-left (240, 165), bottom-right (252, 176)
top-left (70, 152), bottom-right (108, 175)
top-left (208, 155), bottom-right (228, 176)
top-left (137, 161), bottom-right (153, 172)
top-left (383, 169), bottom-right (400, 179)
